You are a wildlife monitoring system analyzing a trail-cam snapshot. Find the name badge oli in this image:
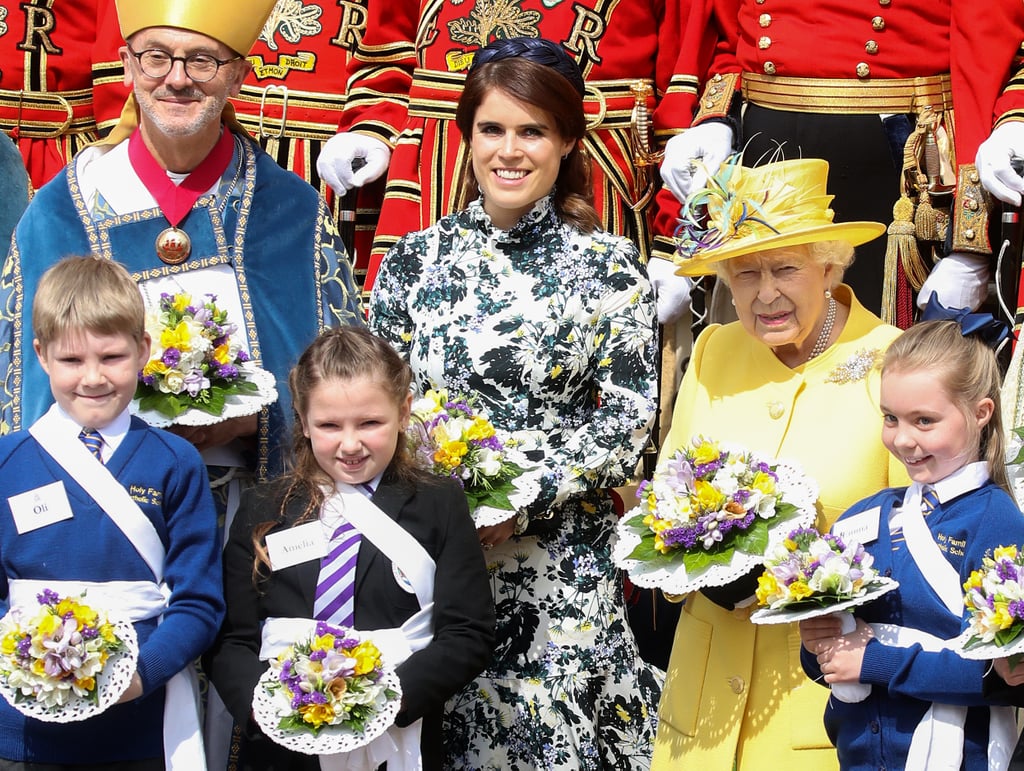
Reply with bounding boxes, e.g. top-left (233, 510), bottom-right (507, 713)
top-left (831, 506), bottom-right (881, 546)
top-left (266, 521), bottom-right (328, 571)
top-left (9, 482), bottom-right (74, 535)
